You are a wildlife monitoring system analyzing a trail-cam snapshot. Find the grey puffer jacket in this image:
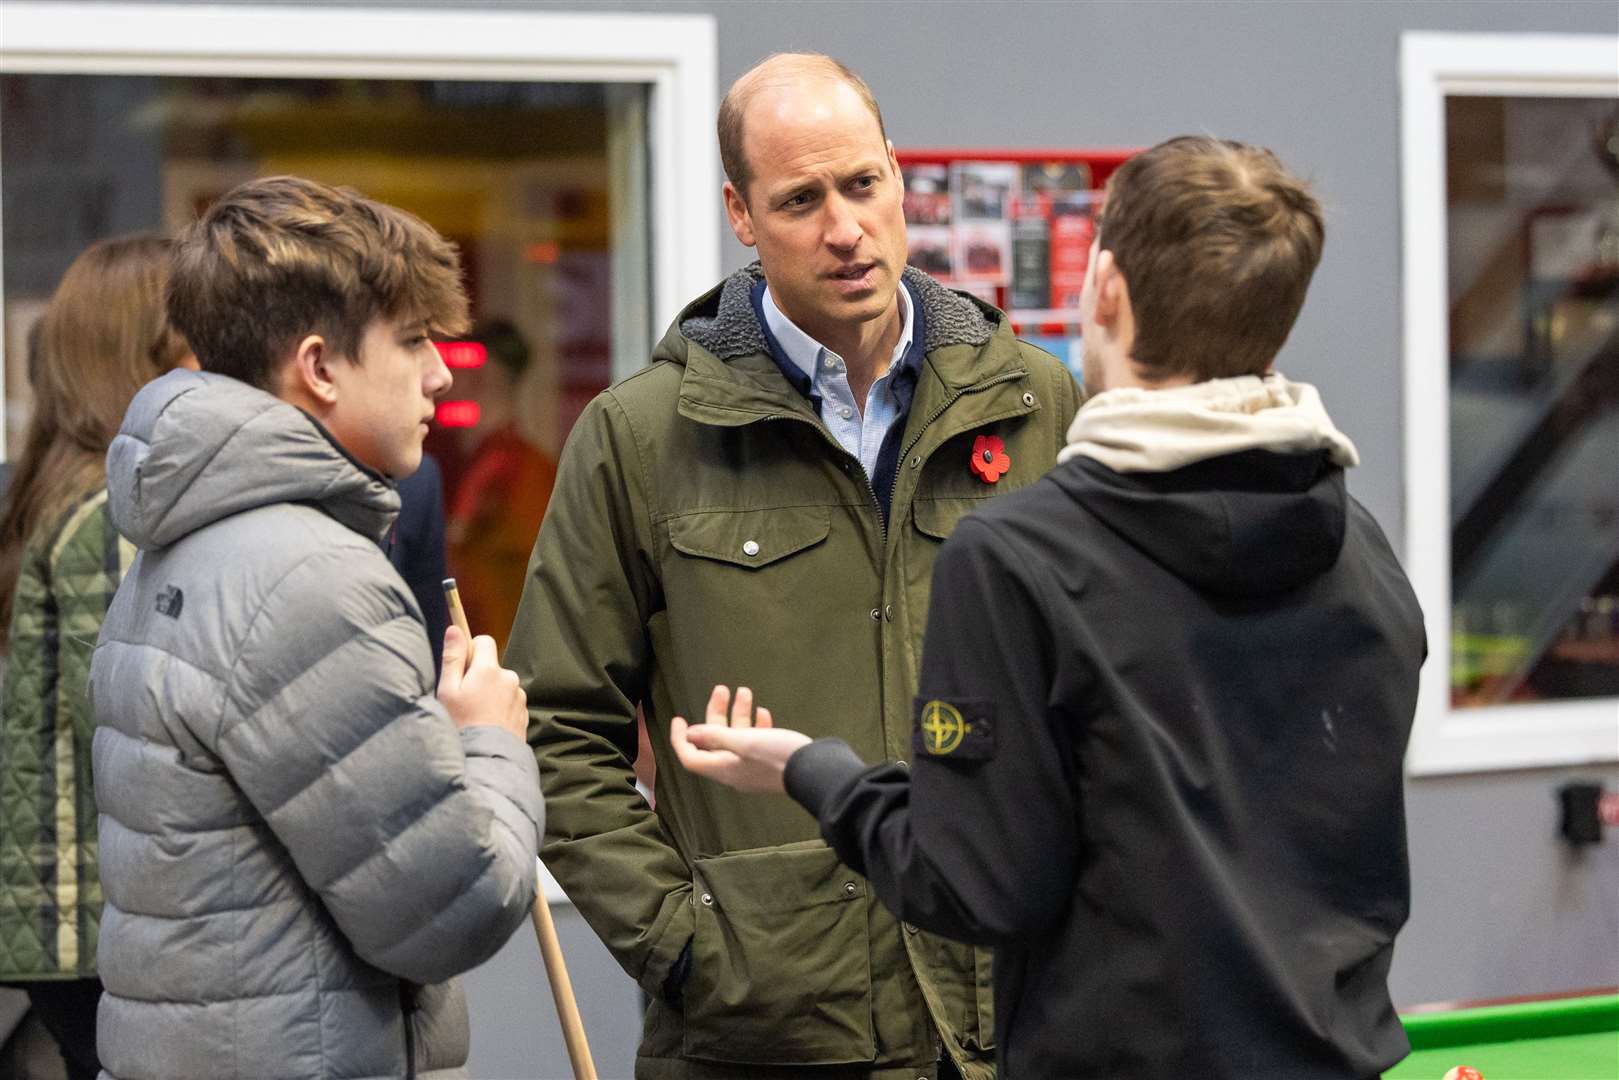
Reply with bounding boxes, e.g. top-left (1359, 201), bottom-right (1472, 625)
top-left (90, 369), bottom-right (542, 1080)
